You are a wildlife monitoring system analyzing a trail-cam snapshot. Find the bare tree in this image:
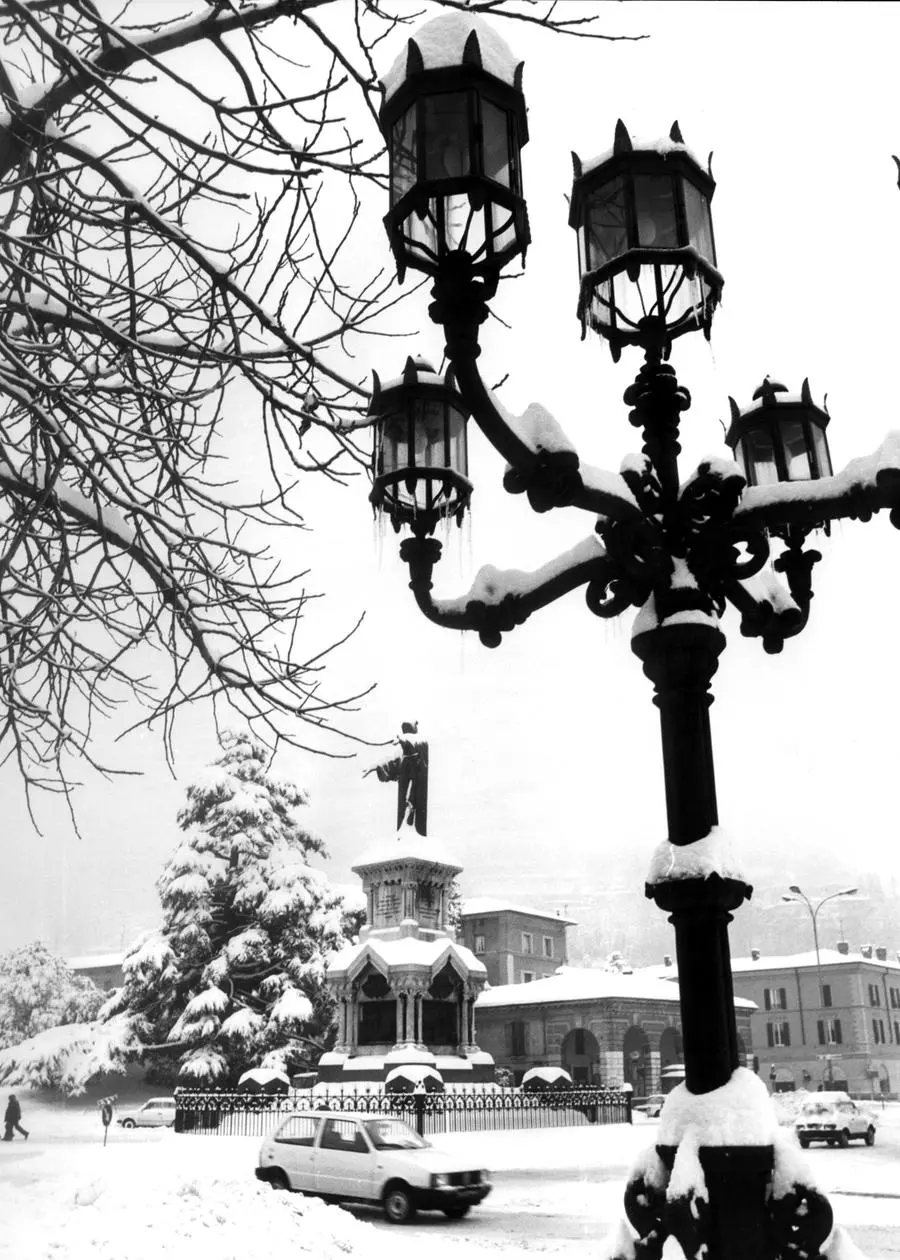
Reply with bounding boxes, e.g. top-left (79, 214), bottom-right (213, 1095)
top-left (0, 1), bottom-right (619, 808)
